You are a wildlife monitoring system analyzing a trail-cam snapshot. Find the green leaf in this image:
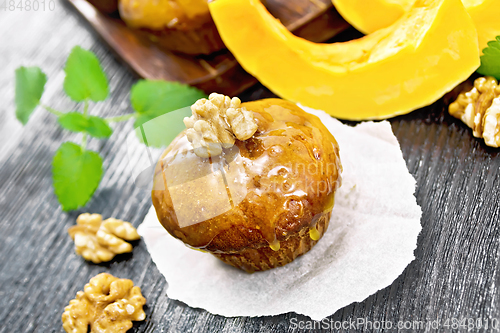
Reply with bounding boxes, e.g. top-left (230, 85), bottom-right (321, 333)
top-left (135, 106), bottom-right (192, 148)
top-left (130, 80), bottom-right (206, 128)
top-left (58, 112), bottom-right (88, 132)
top-left (477, 36), bottom-right (500, 80)
top-left (58, 112), bottom-right (113, 138)
top-left (15, 66), bottom-right (47, 125)
top-left (63, 46), bottom-right (109, 102)
top-left (86, 116), bottom-right (113, 138)
top-left (52, 142), bottom-right (103, 211)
